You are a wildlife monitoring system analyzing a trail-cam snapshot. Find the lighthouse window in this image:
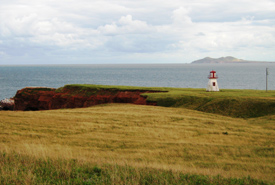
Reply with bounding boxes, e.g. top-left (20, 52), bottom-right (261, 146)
top-left (213, 82), bottom-right (216, 86)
